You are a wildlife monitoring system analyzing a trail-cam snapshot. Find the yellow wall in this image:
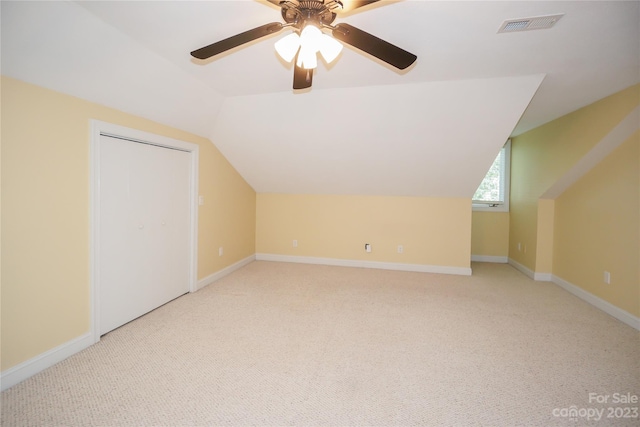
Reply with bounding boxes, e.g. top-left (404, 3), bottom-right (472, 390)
top-left (510, 84), bottom-right (640, 272)
top-left (257, 194), bottom-right (471, 269)
top-left (471, 211), bottom-right (509, 258)
top-left (1, 77), bottom-right (256, 370)
top-left (553, 133), bottom-right (639, 317)
top-left (535, 199), bottom-right (555, 274)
